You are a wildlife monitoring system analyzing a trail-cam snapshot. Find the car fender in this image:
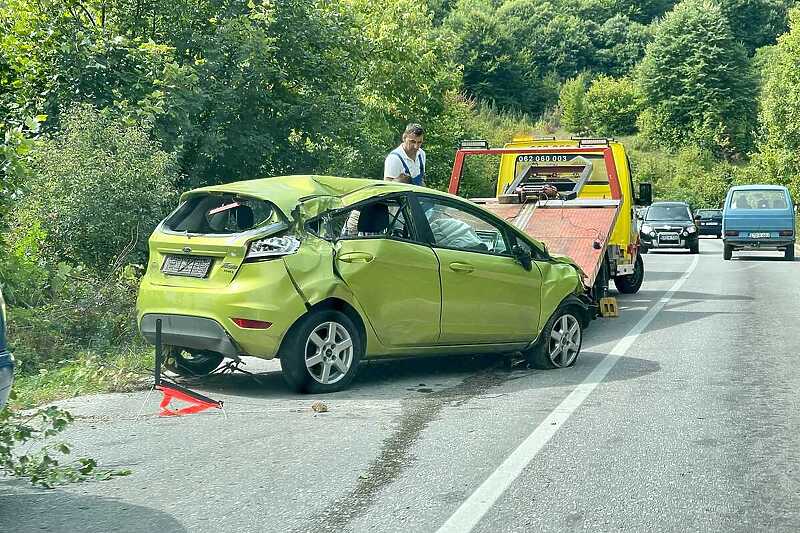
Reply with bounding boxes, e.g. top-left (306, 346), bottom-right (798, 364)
top-left (535, 260), bottom-right (585, 333)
